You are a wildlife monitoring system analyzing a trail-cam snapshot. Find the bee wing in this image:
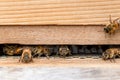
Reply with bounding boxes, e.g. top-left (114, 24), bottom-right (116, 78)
top-left (113, 17), bottom-right (120, 23)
